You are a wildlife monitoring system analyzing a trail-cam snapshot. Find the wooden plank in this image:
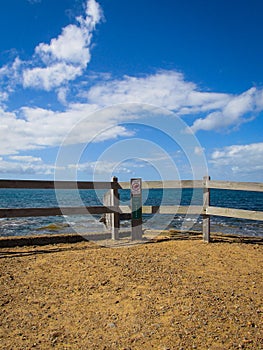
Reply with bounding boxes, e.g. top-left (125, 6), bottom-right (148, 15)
top-left (3, 179), bottom-right (262, 191)
top-left (119, 180), bottom-right (203, 189)
top-left (0, 205), bottom-right (204, 218)
top-left (203, 176), bottom-right (211, 243)
top-left (103, 190), bottom-right (112, 229)
top-left (2, 205), bottom-right (262, 221)
top-left (0, 180), bottom-right (117, 190)
top-left (119, 205), bottom-right (131, 213)
top-left (206, 206), bottom-right (263, 221)
top-left (0, 206), bottom-right (116, 218)
top-left (119, 179), bottom-right (263, 192)
top-left (1, 179), bottom-right (262, 192)
top-left (119, 205), bottom-right (203, 215)
top-left (102, 177), bottom-right (120, 239)
top-left (142, 205), bottom-right (203, 215)
top-left (208, 180), bottom-right (263, 192)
